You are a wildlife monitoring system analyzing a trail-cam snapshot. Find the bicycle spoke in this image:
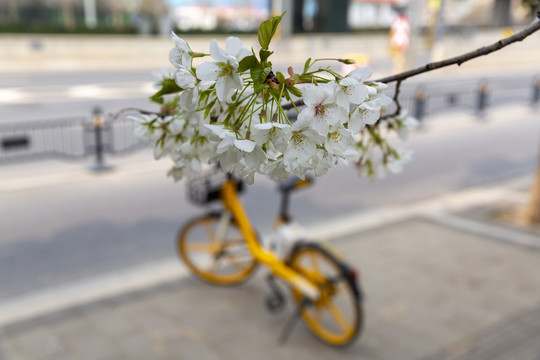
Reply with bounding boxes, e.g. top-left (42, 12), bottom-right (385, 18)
top-left (187, 242), bottom-right (214, 253)
top-left (221, 238), bottom-right (245, 249)
top-left (327, 299), bottom-right (351, 334)
top-left (313, 305), bottom-right (322, 323)
top-left (207, 254), bottom-right (222, 272)
top-left (309, 252), bottom-right (320, 273)
top-left (204, 222), bottom-right (217, 244)
top-left (223, 253), bottom-right (249, 269)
